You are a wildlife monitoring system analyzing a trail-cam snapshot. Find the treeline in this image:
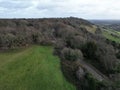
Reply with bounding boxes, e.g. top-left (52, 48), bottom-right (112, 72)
top-left (0, 17), bottom-right (92, 49)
